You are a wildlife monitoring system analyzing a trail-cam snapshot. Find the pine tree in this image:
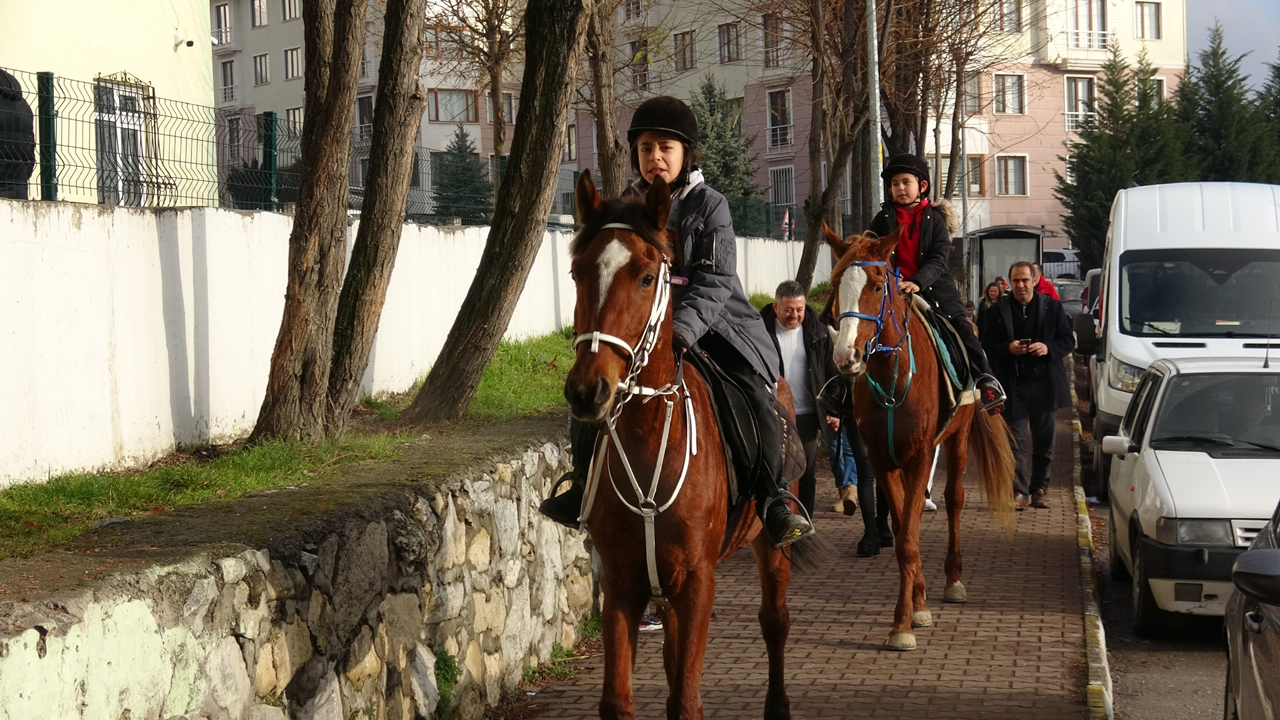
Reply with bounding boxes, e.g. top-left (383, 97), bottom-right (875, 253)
top-left (1131, 49), bottom-right (1189, 186)
top-left (688, 76), bottom-right (759, 199)
top-left (1176, 25), bottom-right (1280, 183)
top-left (1055, 46), bottom-right (1135, 268)
top-left (1258, 50), bottom-right (1280, 151)
top-left (431, 125), bottom-right (494, 223)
